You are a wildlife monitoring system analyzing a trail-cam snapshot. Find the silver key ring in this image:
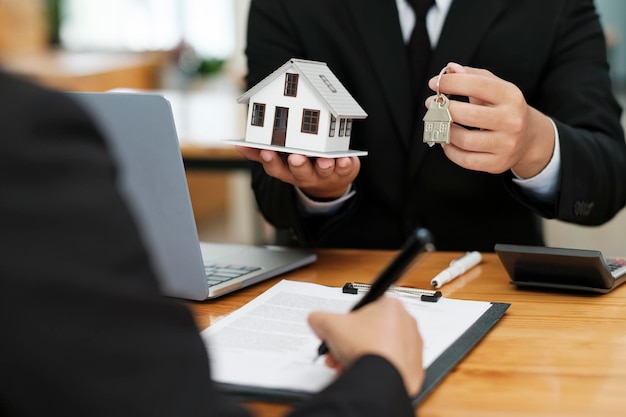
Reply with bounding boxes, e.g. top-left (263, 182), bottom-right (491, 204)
top-left (435, 66), bottom-right (449, 105)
